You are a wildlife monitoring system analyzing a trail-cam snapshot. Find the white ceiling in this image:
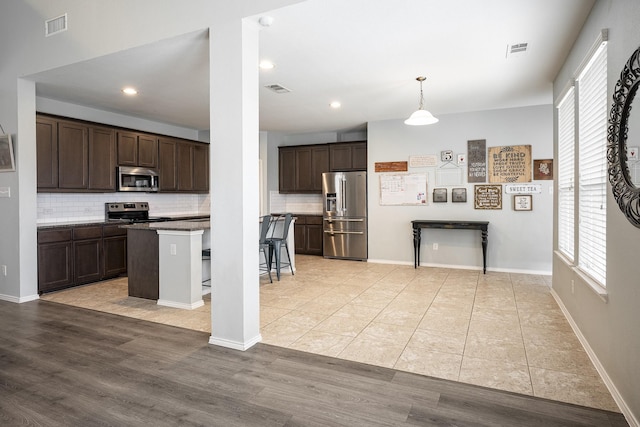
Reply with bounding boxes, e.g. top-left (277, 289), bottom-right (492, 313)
top-left (30, 0), bottom-right (595, 134)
